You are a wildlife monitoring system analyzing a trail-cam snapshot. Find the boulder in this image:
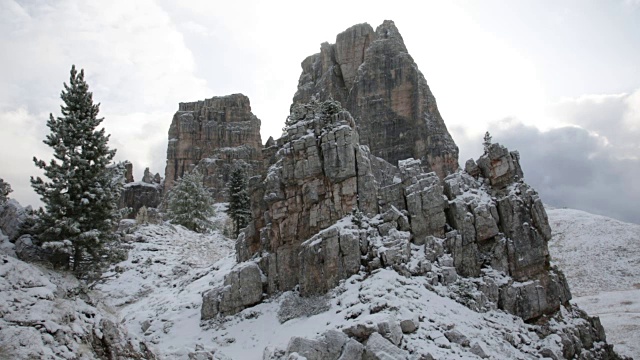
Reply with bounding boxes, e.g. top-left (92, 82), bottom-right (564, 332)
top-left (399, 315), bottom-right (419, 334)
top-left (201, 262), bottom-right (264, 319)
top-left (0, 199), bottom-right (28, 241)
top-left (282, 330), bottom-right (362, 360)
top-left (444, 329), bottom-right (470, 347)
top-left (363, 332), bottom-right (408, 360)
